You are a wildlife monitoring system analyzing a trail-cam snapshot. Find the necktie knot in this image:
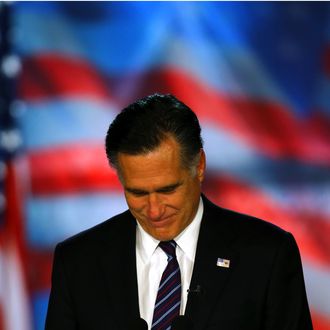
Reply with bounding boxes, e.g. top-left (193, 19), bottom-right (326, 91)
top-left (159, 240), bottom-right (177, 261)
